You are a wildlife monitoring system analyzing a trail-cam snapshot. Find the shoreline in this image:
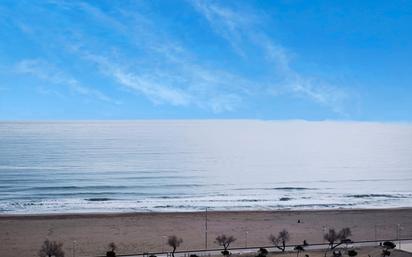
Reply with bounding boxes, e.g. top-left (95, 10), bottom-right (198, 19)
top-left (1, 206), bottom-right (412, 219)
